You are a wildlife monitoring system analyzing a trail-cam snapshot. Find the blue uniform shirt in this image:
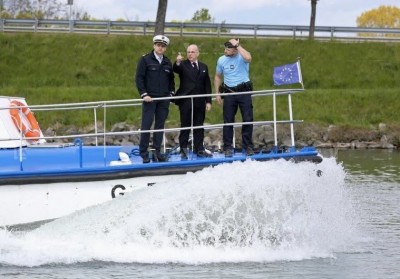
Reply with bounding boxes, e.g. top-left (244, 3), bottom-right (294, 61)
top-left (216, 53), bottom-right (250, 87)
